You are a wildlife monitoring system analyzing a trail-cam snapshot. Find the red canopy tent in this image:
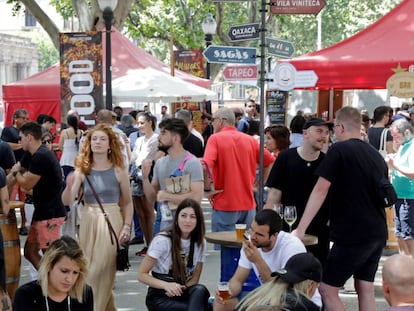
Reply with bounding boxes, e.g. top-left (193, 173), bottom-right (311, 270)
top-left (2, 29), bottom-right (211, 125)
top-left (280, 0), bottom-right (414, 90)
